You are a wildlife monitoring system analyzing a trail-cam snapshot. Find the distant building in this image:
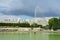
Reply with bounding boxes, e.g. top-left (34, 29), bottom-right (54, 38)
top-left (0, 16), bottom-right (50, 26)
top-left (0, 16), bottom-right (19, 23)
